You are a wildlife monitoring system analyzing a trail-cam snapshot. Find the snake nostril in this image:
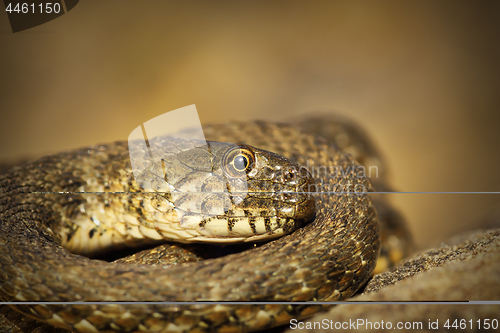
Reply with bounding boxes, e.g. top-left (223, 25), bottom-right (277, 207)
top-left (284, 169), bottom-right (296, 181)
